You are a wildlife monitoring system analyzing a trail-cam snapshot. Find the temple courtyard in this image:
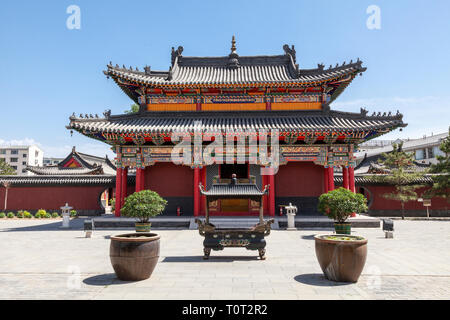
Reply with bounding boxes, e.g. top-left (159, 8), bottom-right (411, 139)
top-left (0, 219), bottom-right (449, 300)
